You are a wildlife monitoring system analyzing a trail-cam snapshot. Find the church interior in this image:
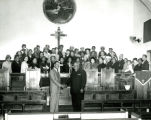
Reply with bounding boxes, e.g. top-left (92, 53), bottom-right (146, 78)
top-left (0, 0), bottom-right (151, 120)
